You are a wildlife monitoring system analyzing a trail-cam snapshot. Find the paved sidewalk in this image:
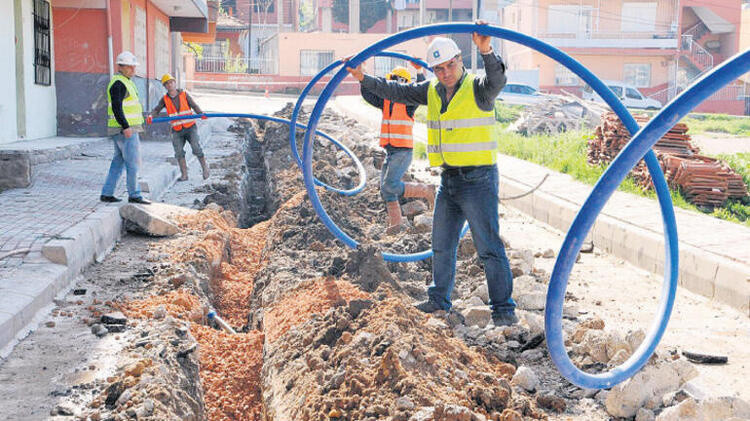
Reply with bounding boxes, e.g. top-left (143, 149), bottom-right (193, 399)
top-left (332, 95), bottom-right (750, 315)
top-left (0, 121), bottom-right (220, 353)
